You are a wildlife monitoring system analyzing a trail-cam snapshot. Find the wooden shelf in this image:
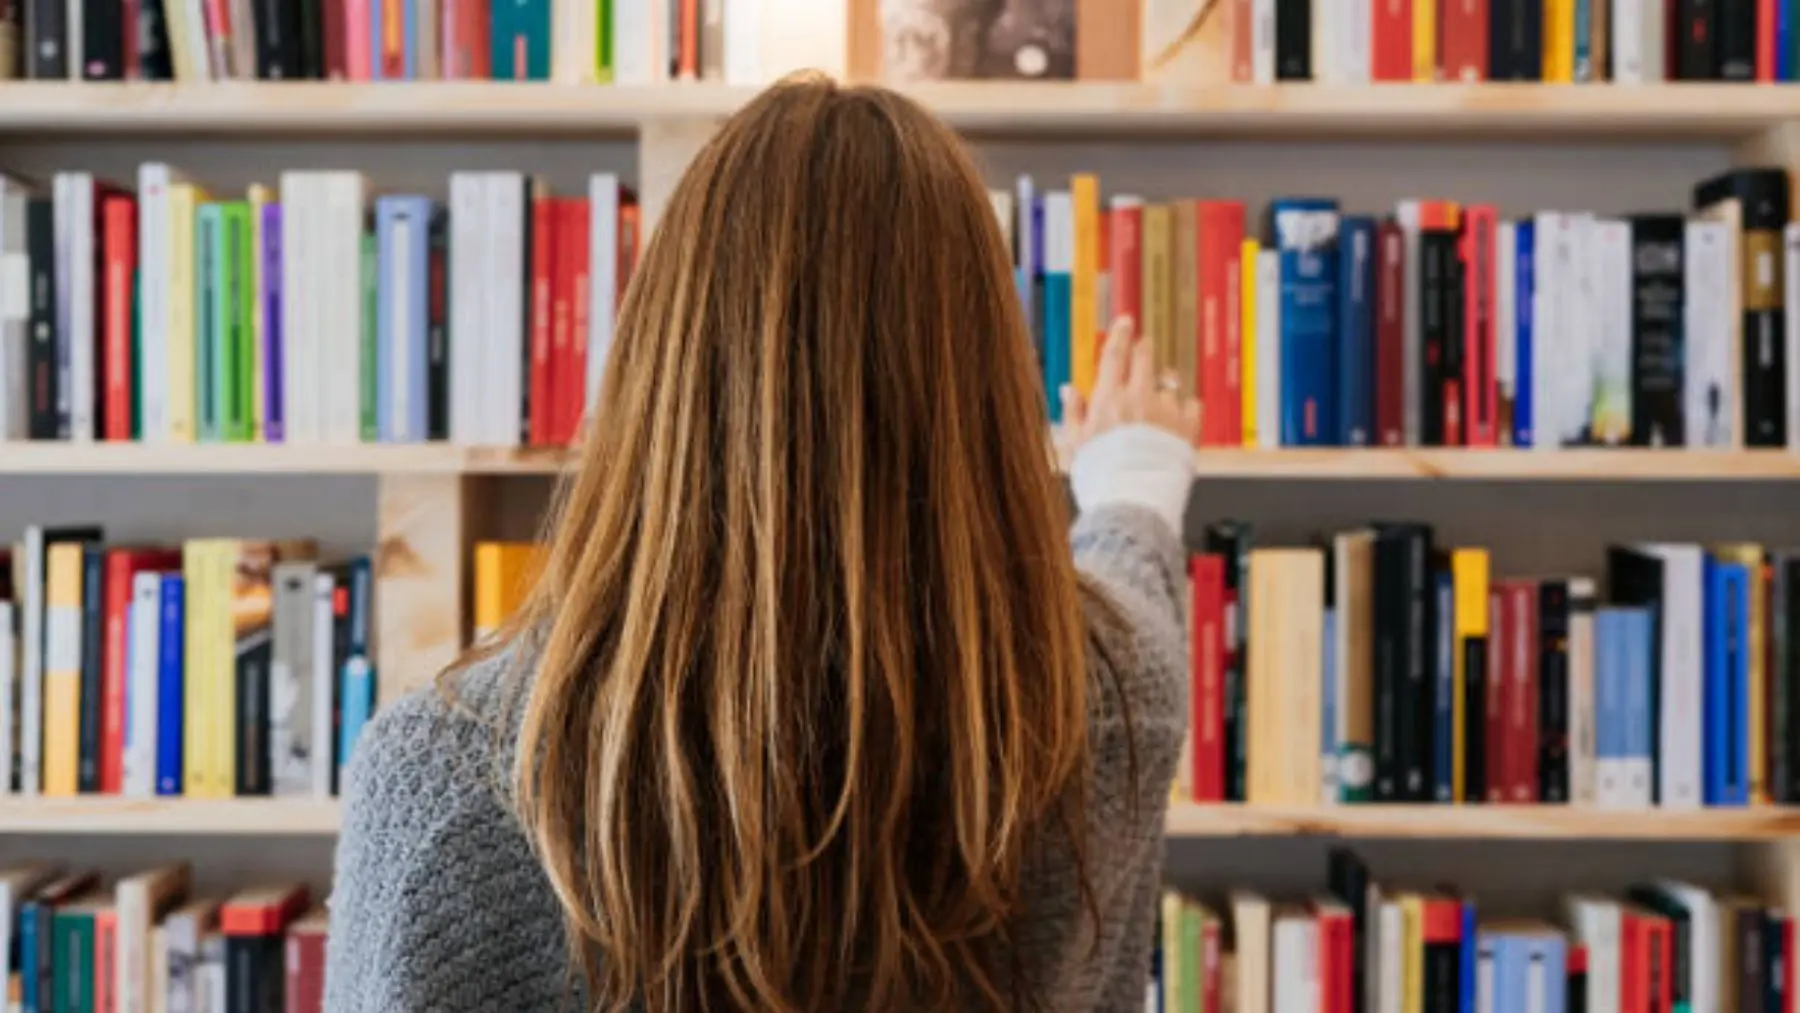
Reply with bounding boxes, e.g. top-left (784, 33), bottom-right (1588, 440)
top-left (0, 81), bottom-right (1796, 139)
top-left (0, 798), bottom-right (343, 835)
top-left (4, 444), bottom-right (1800, 480)
top-left (1164, 803), bottom-right (1800, 840)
